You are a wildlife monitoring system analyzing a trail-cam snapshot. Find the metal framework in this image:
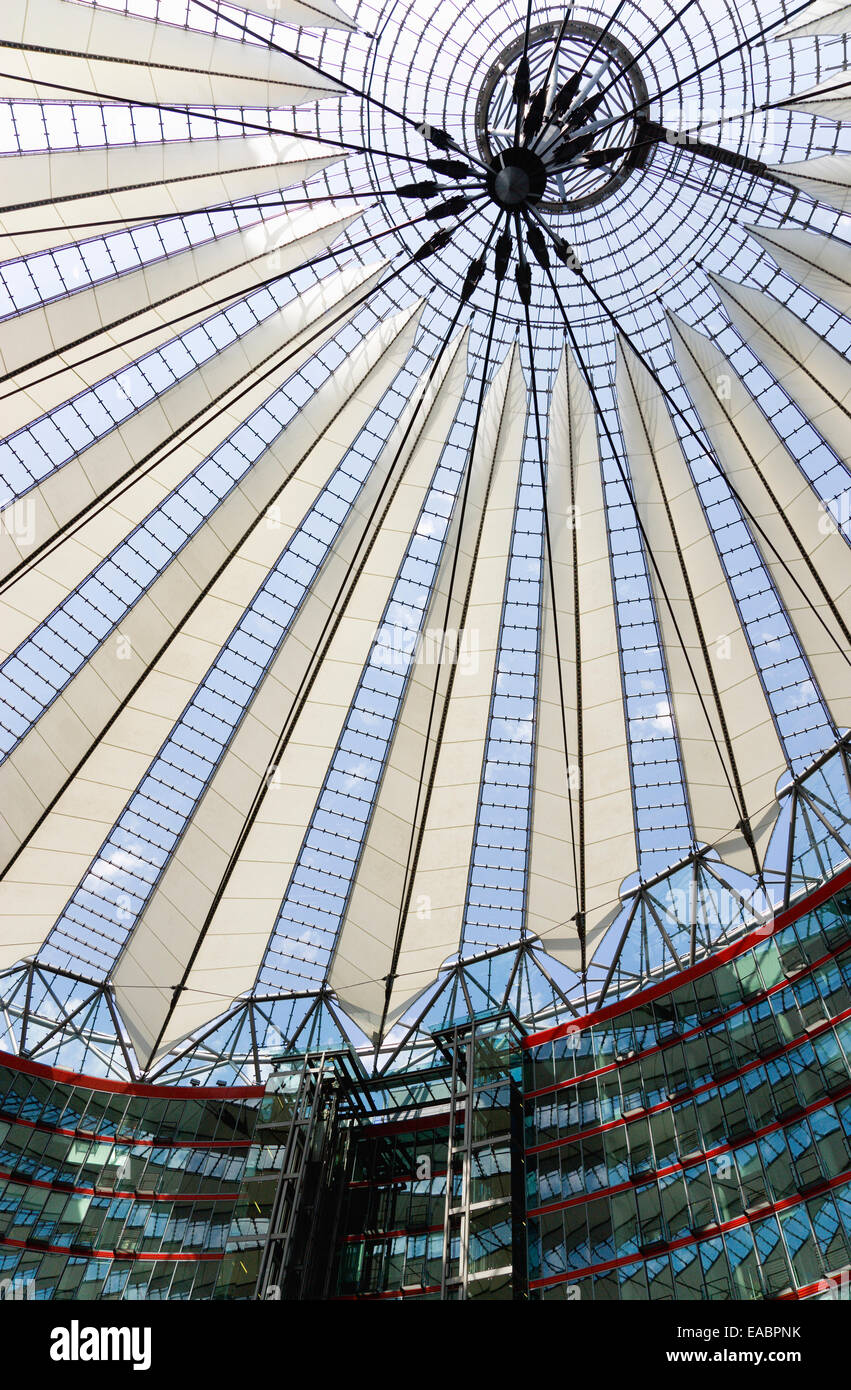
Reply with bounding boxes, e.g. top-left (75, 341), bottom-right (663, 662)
top-left (251, 1052), bottom-right (351, 1300)
top-left (434, 1013), bottom-right (526, 1299)
top-left (0, 735), bottom-right (845, 1085)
